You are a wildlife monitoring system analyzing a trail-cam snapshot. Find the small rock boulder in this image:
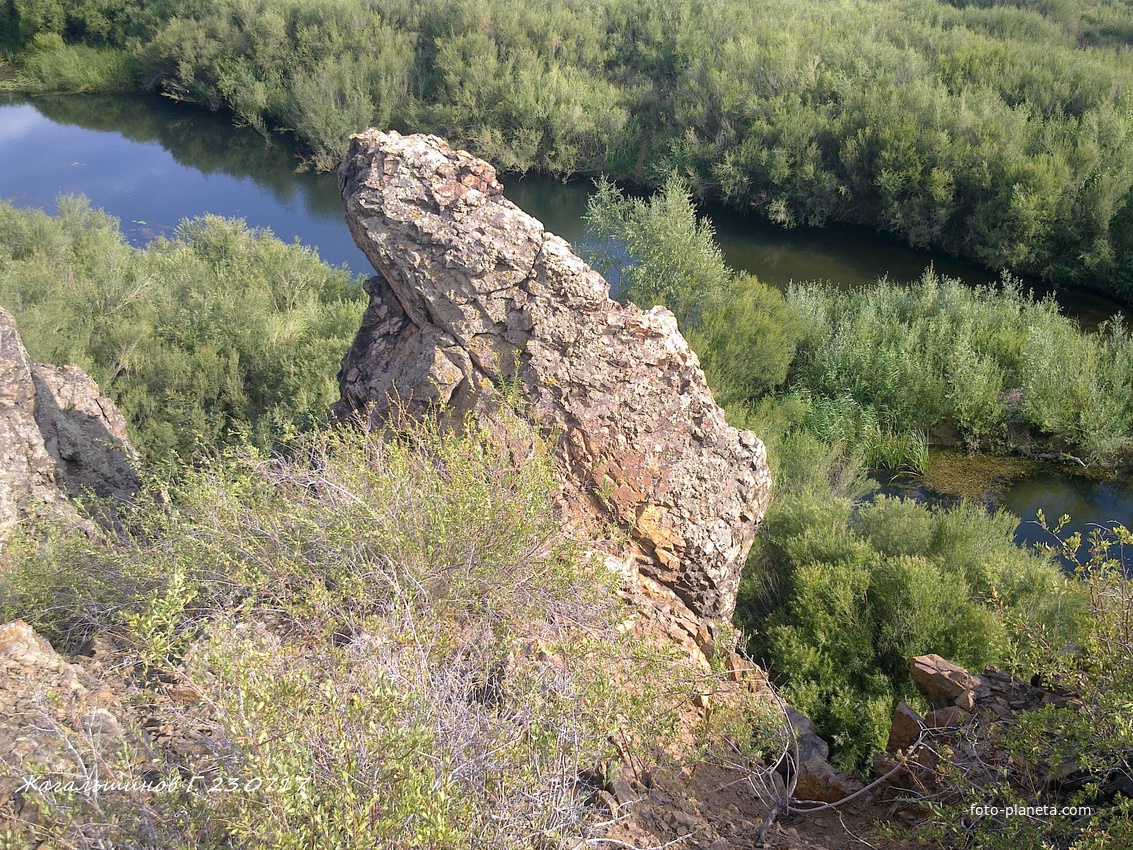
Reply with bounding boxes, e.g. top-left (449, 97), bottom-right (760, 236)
top-left (886, 701), bottom-right (925, 752)
top-left (0, 307), bottom-right (138, 542)
top-left (909, 654), bottom-right (986, 710)
top-left (793, 756), bottom-right (865, 804)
